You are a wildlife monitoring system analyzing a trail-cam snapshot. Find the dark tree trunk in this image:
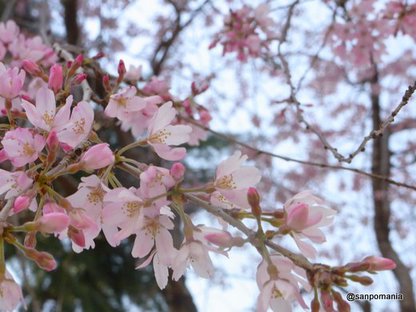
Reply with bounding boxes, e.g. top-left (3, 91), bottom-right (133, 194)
top-left (370, 72), bottom-right (416, 312)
